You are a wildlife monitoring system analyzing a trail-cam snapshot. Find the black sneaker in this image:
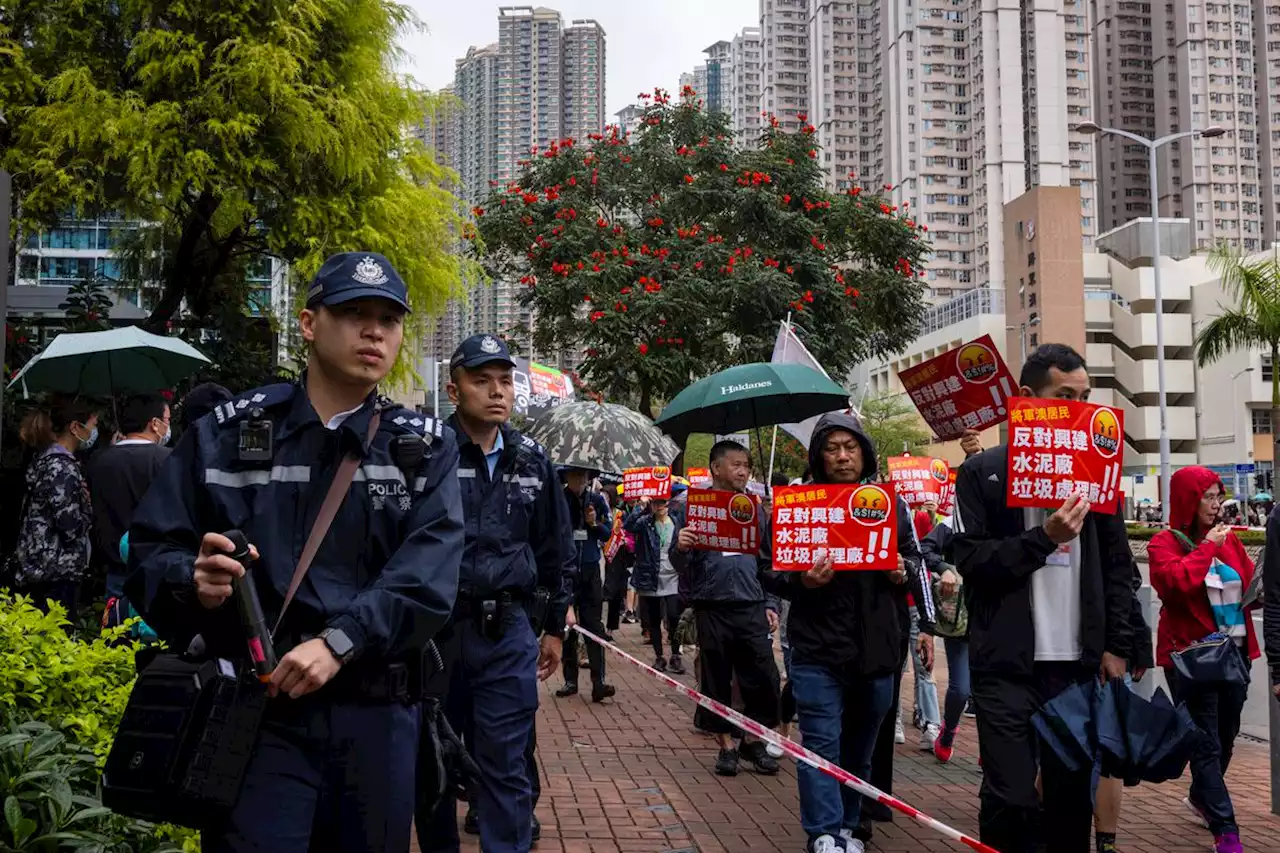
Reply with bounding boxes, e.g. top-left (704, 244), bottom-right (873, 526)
top-left (715, 747), bottom-right (740, 776)
top-left (591, 683), bottom-right (616, 703)
top-left (532, 815), bottom-right (541, 843)
top-left (739, 740), bottom-right (780, 775)
top-left (464, 806), bottom-right (479, 835)
top-left (555, 683), bottom-right (578, 698)
top-left (669, 653), bottom-right (686, 674)
top-left (654, 655), bottom-right (667, 672)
